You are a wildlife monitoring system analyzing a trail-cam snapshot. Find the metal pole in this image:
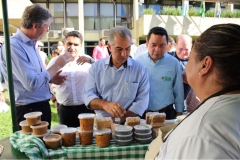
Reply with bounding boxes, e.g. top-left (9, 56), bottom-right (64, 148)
top-left (47, 0), bottom-right (50, 56)
top-left (1, 0), bottom-right (18, 132)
